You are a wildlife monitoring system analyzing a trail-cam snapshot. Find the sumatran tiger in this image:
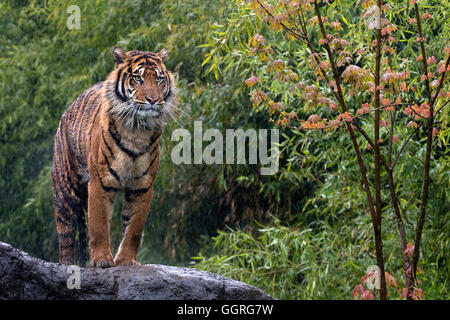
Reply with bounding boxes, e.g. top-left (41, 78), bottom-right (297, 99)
top-left (52, 47), bottom-right (177, 267)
